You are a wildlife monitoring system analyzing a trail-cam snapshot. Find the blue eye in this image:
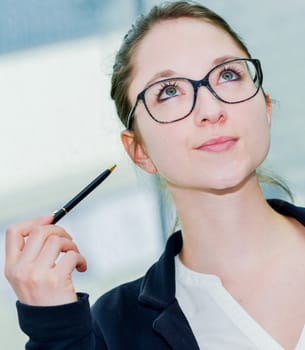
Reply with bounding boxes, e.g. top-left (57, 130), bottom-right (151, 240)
top-left (158, 82), bottom-right (180, 101)
top-left (220, 70), bottom-right (238, 82)
top-left (163, 86), bottom-right (178, 97)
